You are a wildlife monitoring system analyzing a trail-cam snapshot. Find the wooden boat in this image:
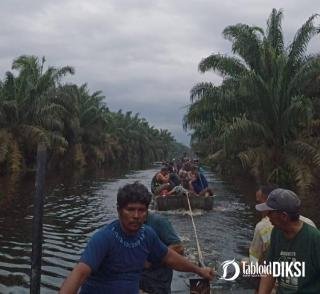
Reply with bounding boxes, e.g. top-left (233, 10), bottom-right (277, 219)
top-left (153, 192), bottom-right (214, 211)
